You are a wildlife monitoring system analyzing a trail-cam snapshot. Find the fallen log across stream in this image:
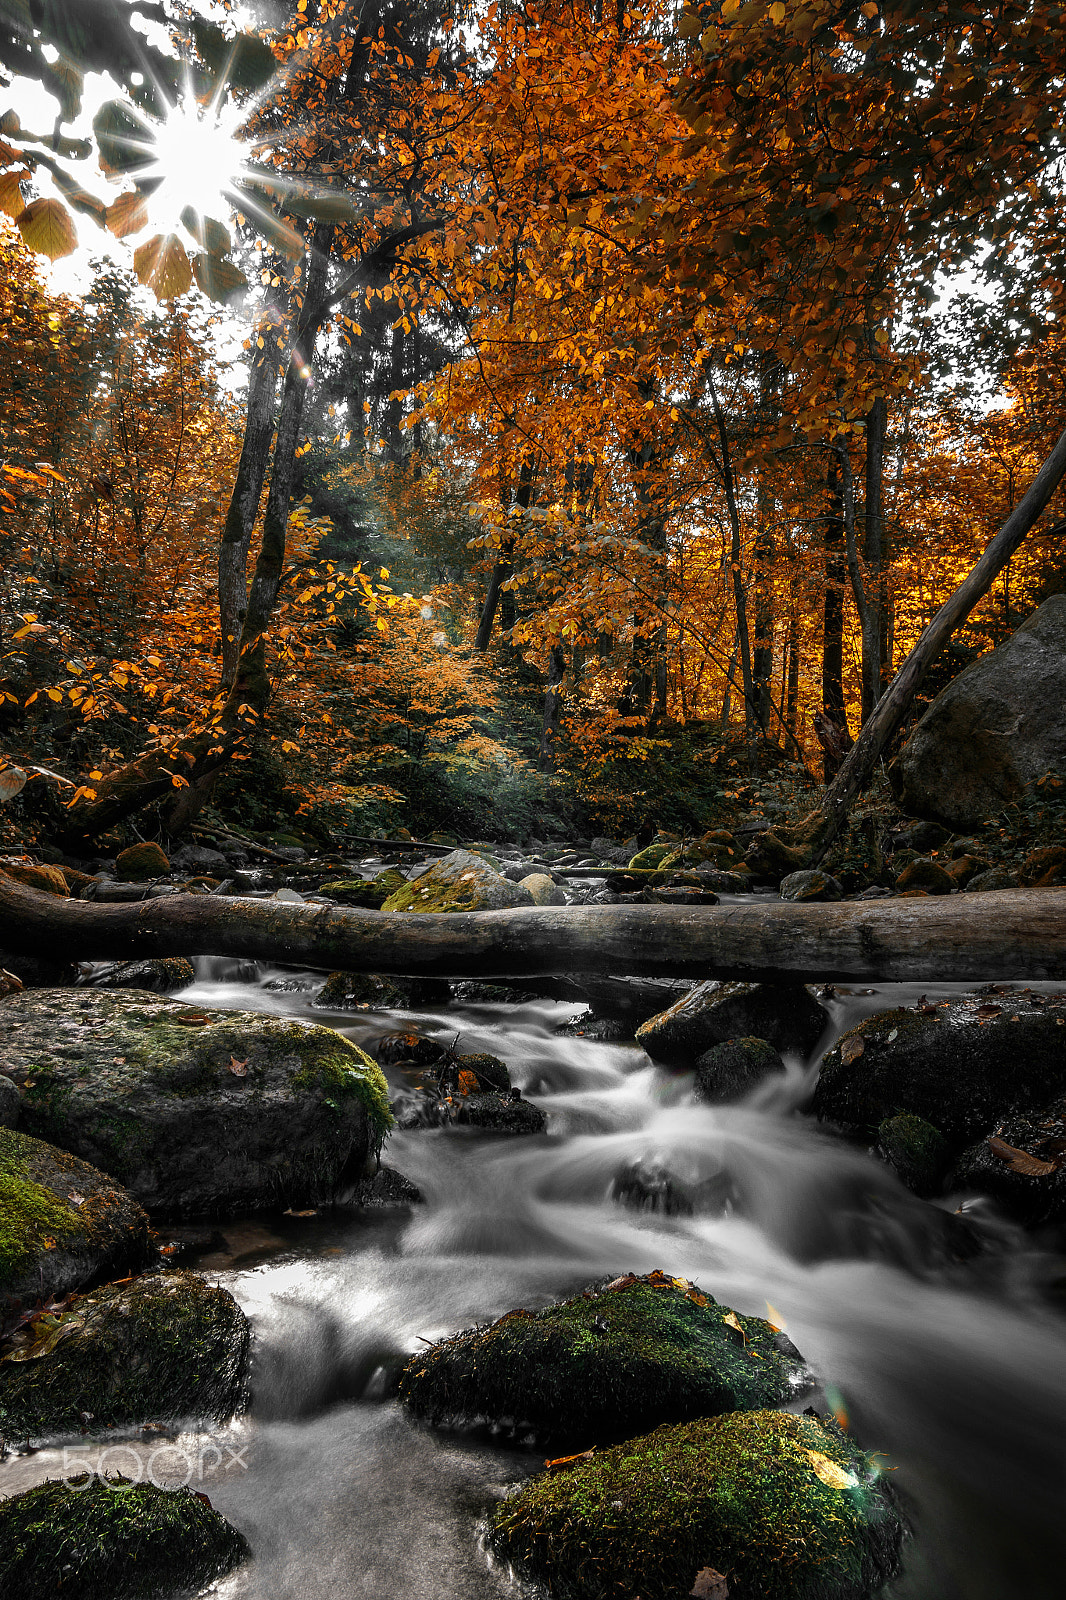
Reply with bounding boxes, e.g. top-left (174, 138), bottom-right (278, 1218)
top-left (3, 873), bottom-right (1066, 984)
